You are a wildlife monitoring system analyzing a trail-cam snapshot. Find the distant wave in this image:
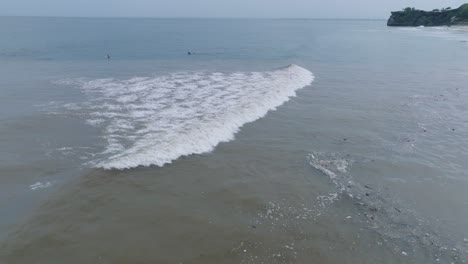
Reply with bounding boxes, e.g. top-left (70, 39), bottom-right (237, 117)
top-left (396, 26), bottom-right (468, 42)
top-left (64, 64), bottom-right (314, 169)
